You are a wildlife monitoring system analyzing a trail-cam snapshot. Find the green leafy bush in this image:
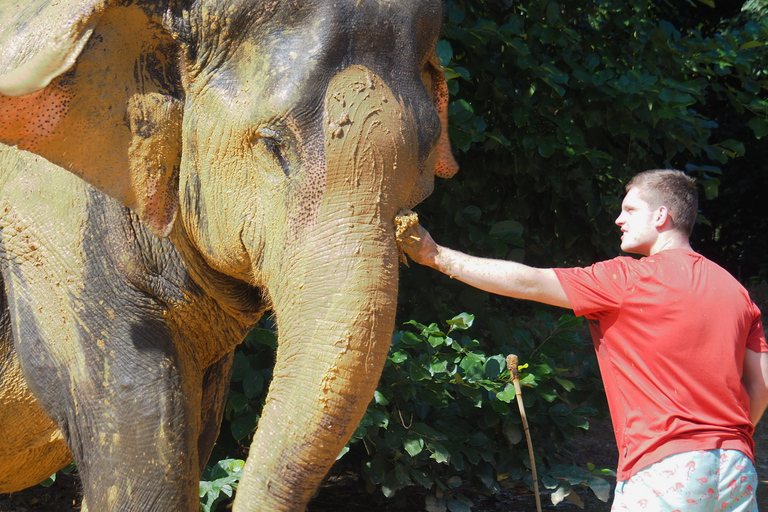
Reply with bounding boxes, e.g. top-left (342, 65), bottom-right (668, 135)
top-left (341, 311), bottom-right (612, 510)
top-left (199, 459), bottom-right (244, 512)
